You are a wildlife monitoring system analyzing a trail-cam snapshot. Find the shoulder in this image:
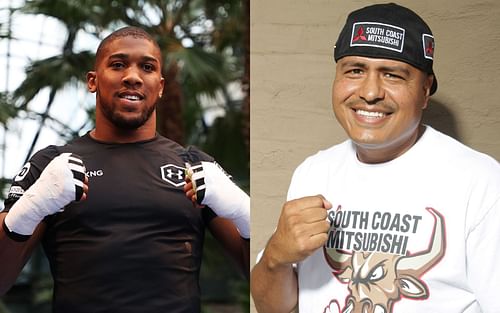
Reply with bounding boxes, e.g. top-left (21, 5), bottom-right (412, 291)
top-left (29, 145), bottom-right (63, 170)
top-left (182, 145), bottom-right (214, 163)
top-left (424, 128), bottom-right (500, 214)
top-left (155, 135), bottom-right (214, 163)
top-left (286, 140), bottom-right (352, 199)
top-left (294, 139), bottom-right (352, 175)
top-left (426, 127), bottom-right (500, 176)
top-left (146, 134), bottom-right (214, 169)
top-left (45, 133), bottom-right (95, 157)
